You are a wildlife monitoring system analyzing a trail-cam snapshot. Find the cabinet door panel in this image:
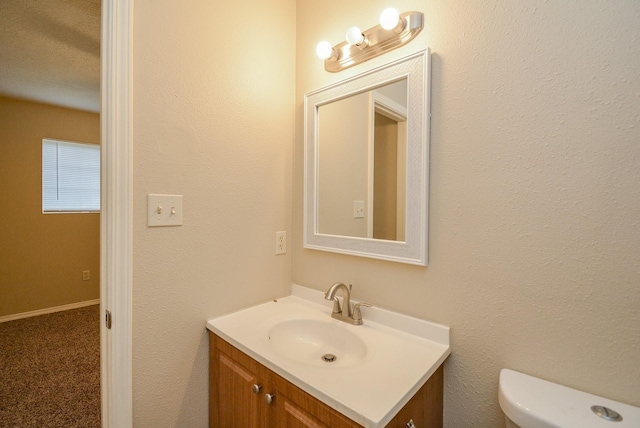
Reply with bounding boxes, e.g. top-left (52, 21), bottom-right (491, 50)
top-left (210, 332), bottom-right (264, 428)
top-left (217, 352), bottom-right (260, 427)
top-left (267, 370), bottom-right (361, 428)
top-left (276, 399), bottom-right (331, 428)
